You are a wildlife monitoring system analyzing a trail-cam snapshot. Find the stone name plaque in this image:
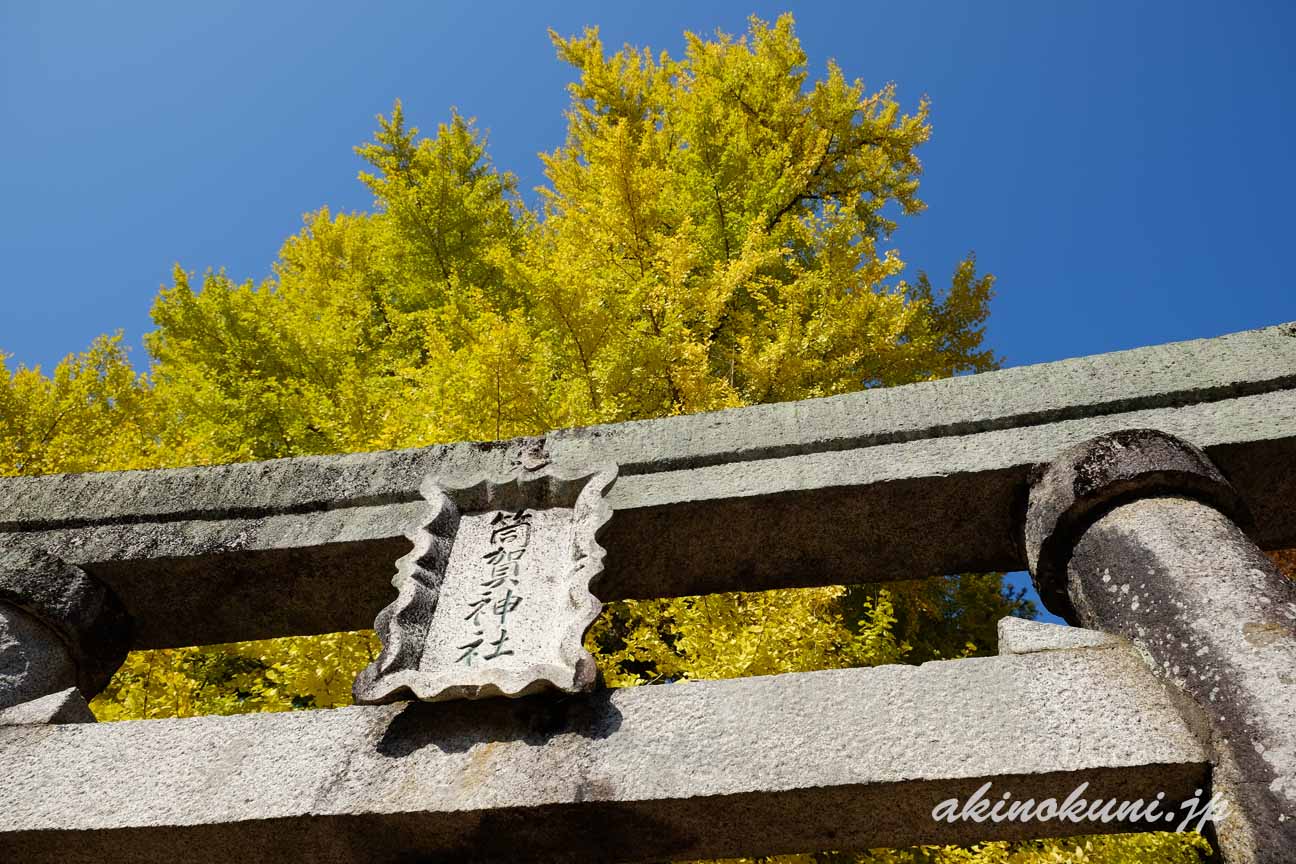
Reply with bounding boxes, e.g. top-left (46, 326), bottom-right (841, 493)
top-left (353, 464), bottom-right (616, 704)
